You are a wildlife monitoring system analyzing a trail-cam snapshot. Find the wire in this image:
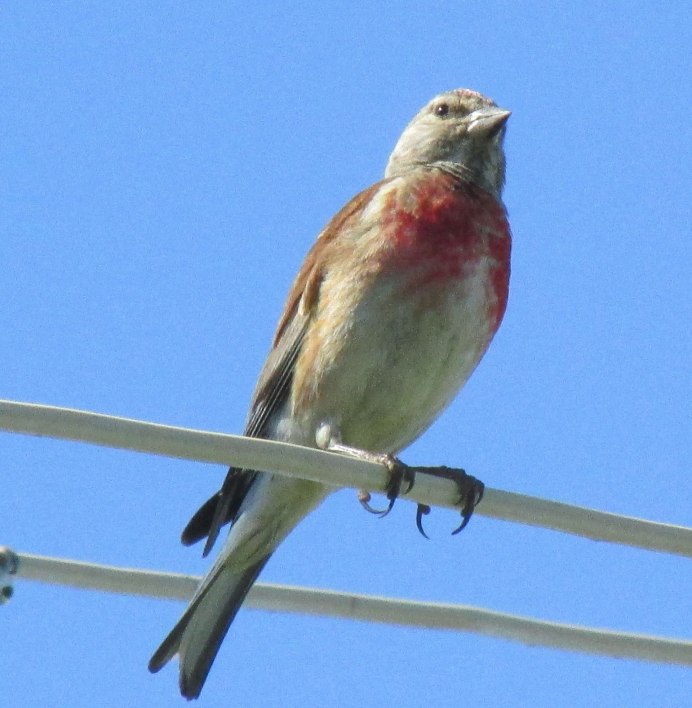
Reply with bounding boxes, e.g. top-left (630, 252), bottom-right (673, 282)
top-left (9, 549), bottom-right (692, 667)
top-left (1, 399), bottom-right (691, 557)
top-left (2, 399), bottom-right (690, 669)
